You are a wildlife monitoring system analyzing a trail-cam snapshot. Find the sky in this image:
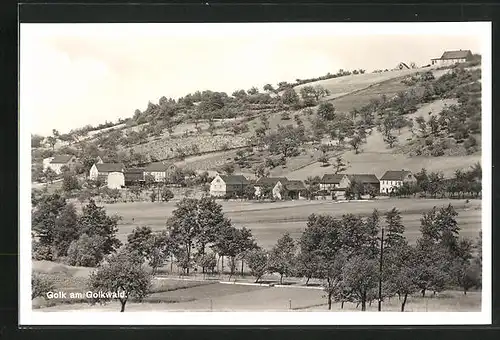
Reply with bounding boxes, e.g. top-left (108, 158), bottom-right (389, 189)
top-left (20, 23), bottom-right (488, 136)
